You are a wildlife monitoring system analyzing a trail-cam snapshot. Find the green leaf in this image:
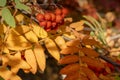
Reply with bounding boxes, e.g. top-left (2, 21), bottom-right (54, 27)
top-left (115, 75), bottom-right (120, 80)
top-left (15, 0), bottom-right (31, 13)
top-left (0, 0), bottom-right (6, 7)
top-left (0, 76), bottom-right (4, 80)
top-left (1, 7), bottom-right (16, 27)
